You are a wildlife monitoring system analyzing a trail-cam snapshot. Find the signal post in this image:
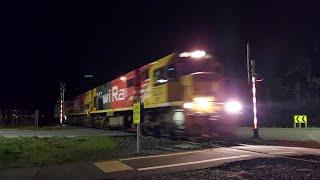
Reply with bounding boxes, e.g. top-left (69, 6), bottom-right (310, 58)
top-left (247, 43), bottom-right (260, 139)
